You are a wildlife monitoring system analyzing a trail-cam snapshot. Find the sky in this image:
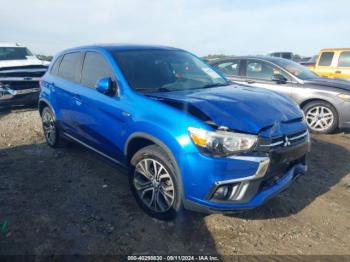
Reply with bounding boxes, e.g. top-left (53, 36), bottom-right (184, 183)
top-left (1, 0), bottom-right (349, 57)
